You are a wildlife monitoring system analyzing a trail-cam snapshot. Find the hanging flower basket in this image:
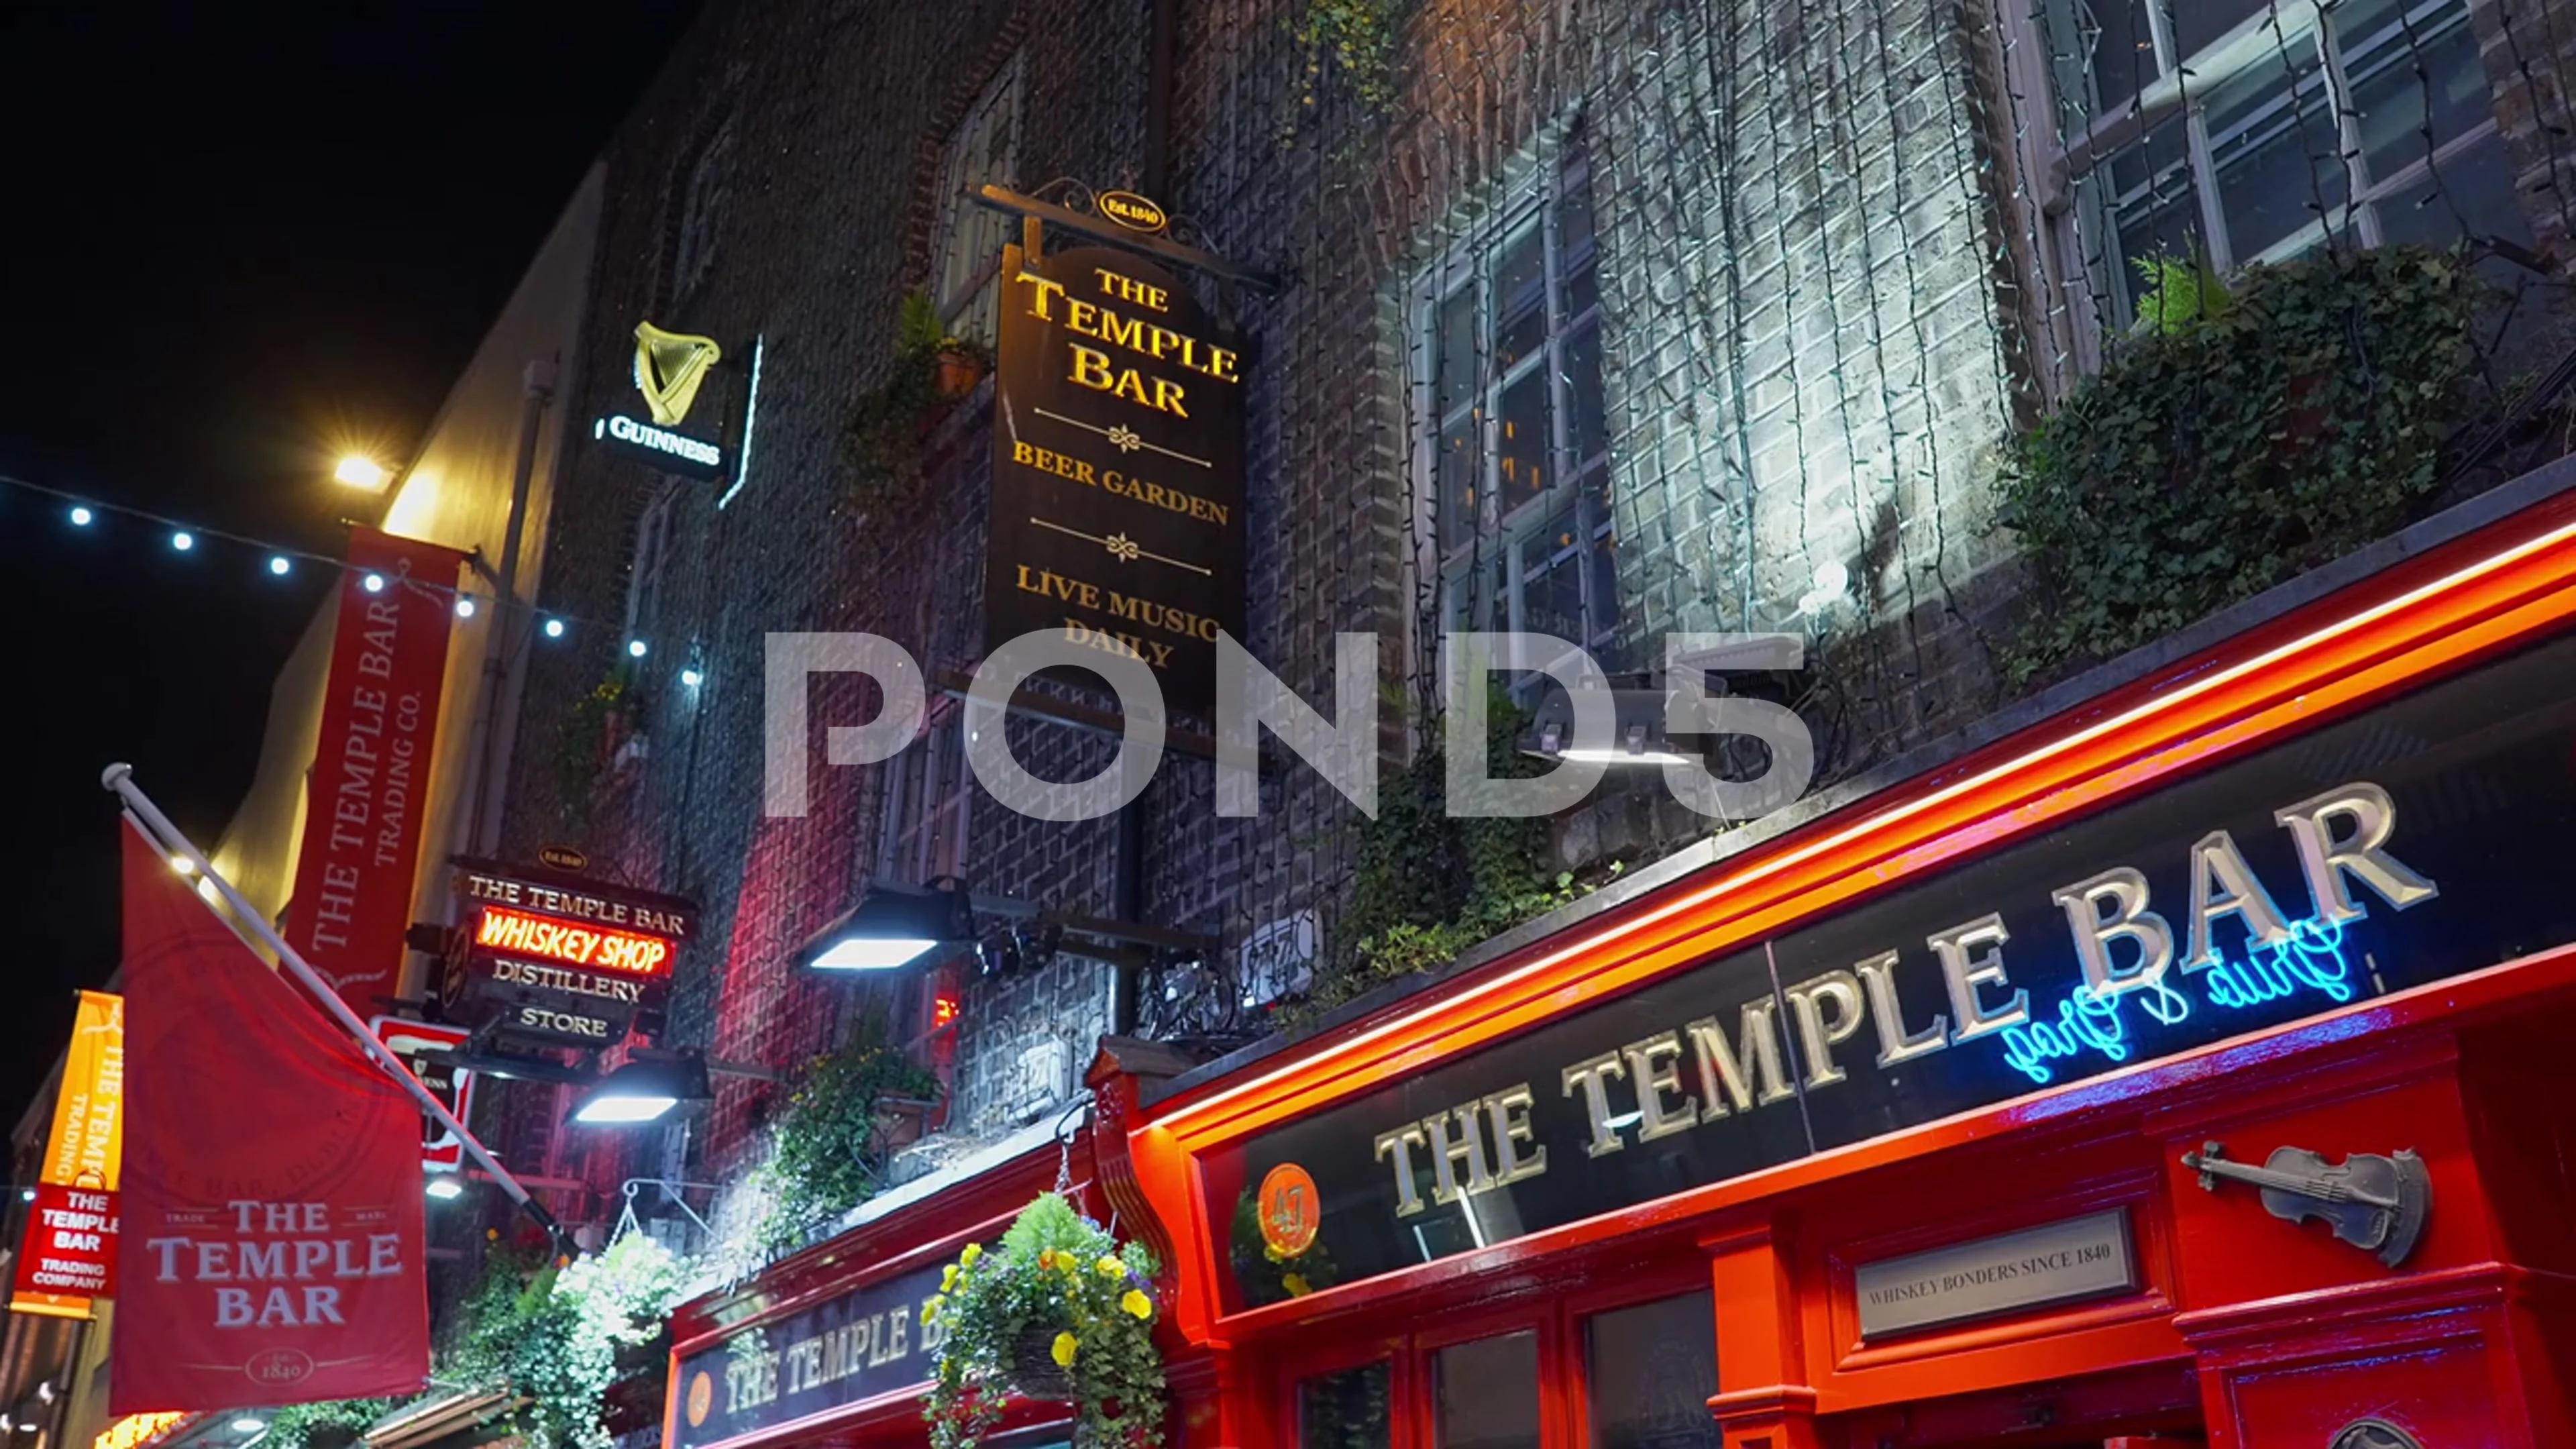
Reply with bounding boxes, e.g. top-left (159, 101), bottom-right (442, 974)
top-left (1007, 1324), bottom-right (1077, 1401)
top-left (921, 1193), bottom-right (1166, 1449)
